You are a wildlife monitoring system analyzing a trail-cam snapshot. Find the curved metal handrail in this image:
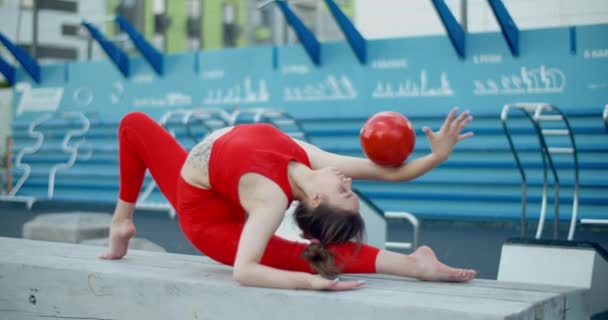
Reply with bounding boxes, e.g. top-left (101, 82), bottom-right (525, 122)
top-left (159, 109), bottom-right (194, 133)
top-left (501, 103), bottom-right (579, 240)
top-left (48, 112), bottom-right (91, 198)
top-left (530, 104), bottom-right (561, 240)
top-left (186, 108), bottom-right (230, 143)
top-left (544, 107), bottom-right (579, 241)
top-left (501, 105), bottom-right (536, 237)
top-left (257, 109), bottom-right (310, 142)
top-left (384, 211), bottom-right (419, 251)
top-left (503, 103), bottom-right (560, 239)
top-left (9, 113), bottom-right (53, 196)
